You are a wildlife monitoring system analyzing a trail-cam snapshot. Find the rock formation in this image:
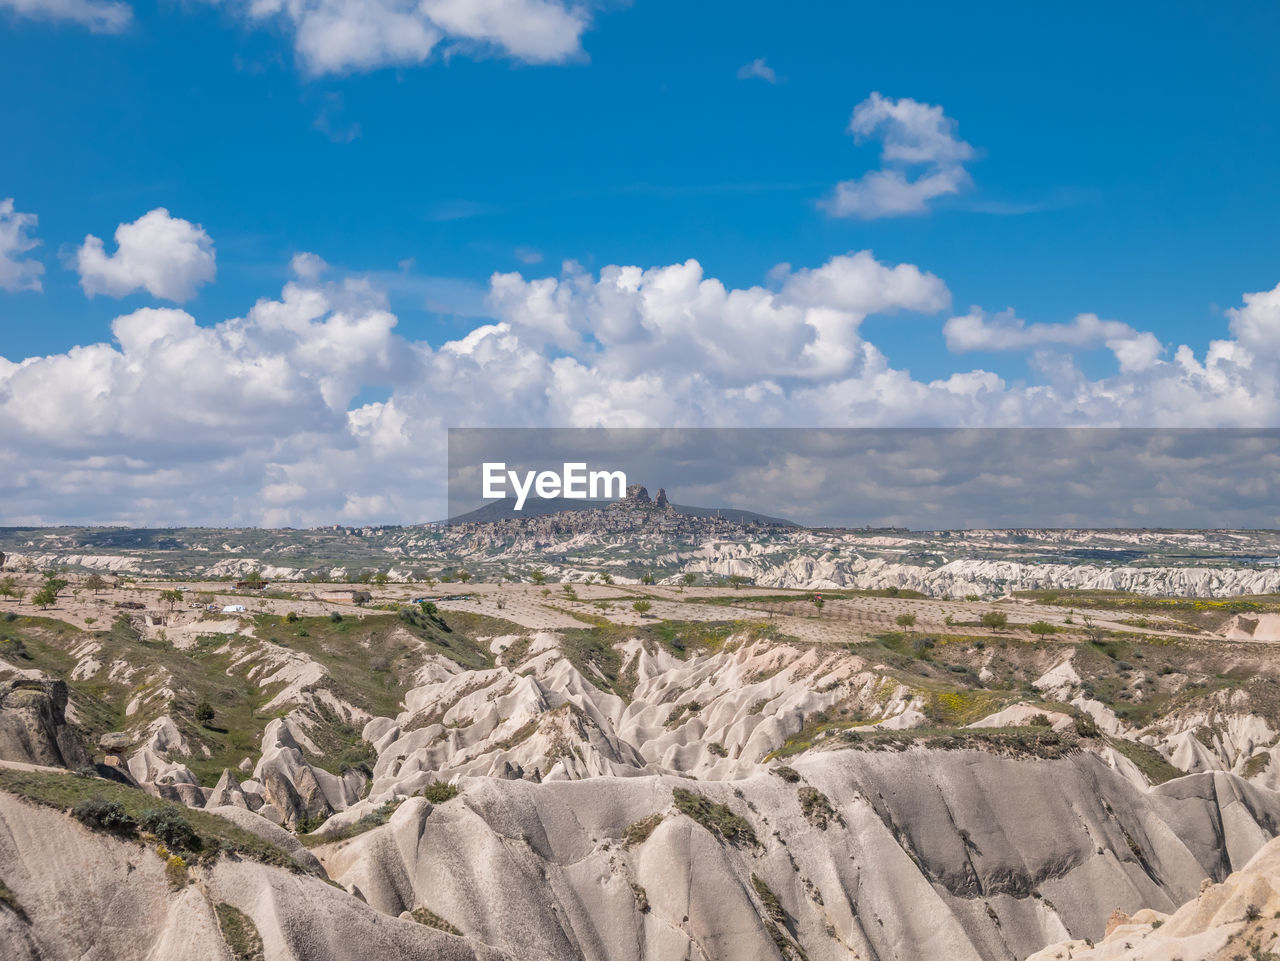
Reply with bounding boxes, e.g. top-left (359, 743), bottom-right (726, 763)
top-left (0, 679), bottom-right (92, 769)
